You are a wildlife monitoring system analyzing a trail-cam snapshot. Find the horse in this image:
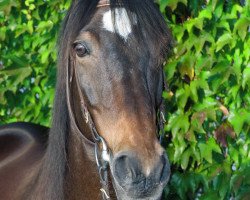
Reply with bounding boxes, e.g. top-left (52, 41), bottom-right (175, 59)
top-left (0, 0), bottom-right (172, 199)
